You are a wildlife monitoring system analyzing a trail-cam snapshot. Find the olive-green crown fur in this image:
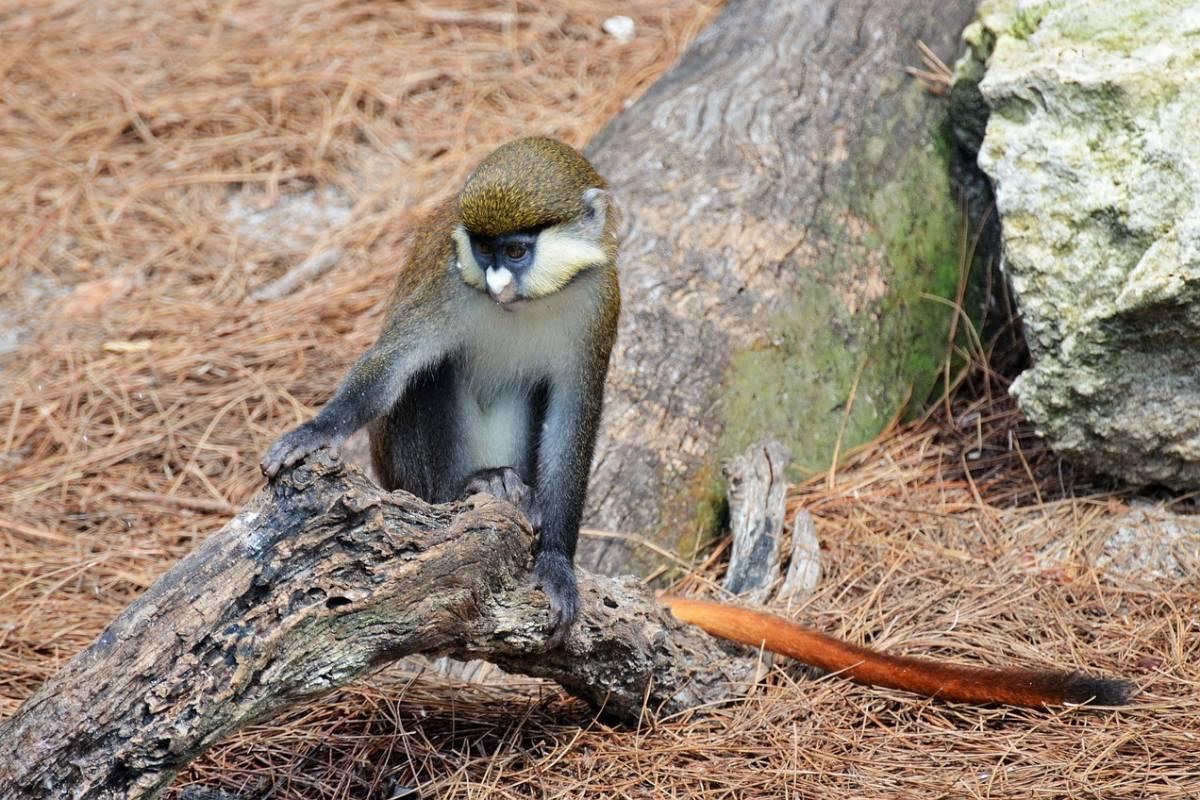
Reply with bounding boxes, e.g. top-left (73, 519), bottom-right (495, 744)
top-left (458, 138), bottom-right (605, 237)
